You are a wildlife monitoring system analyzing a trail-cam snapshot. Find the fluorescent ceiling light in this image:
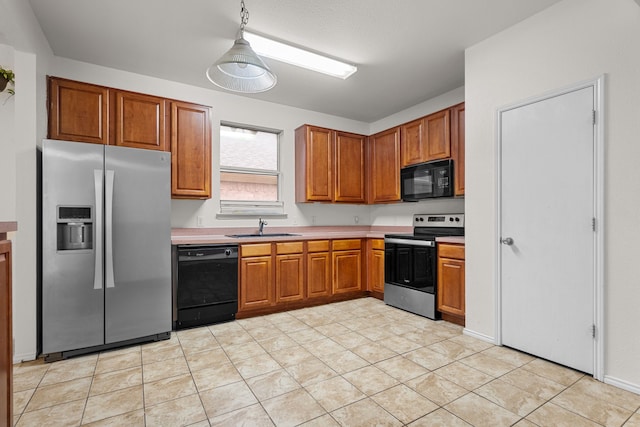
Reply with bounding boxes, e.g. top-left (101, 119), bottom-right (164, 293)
top-left (244, 32), bottom-right (357, 80)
